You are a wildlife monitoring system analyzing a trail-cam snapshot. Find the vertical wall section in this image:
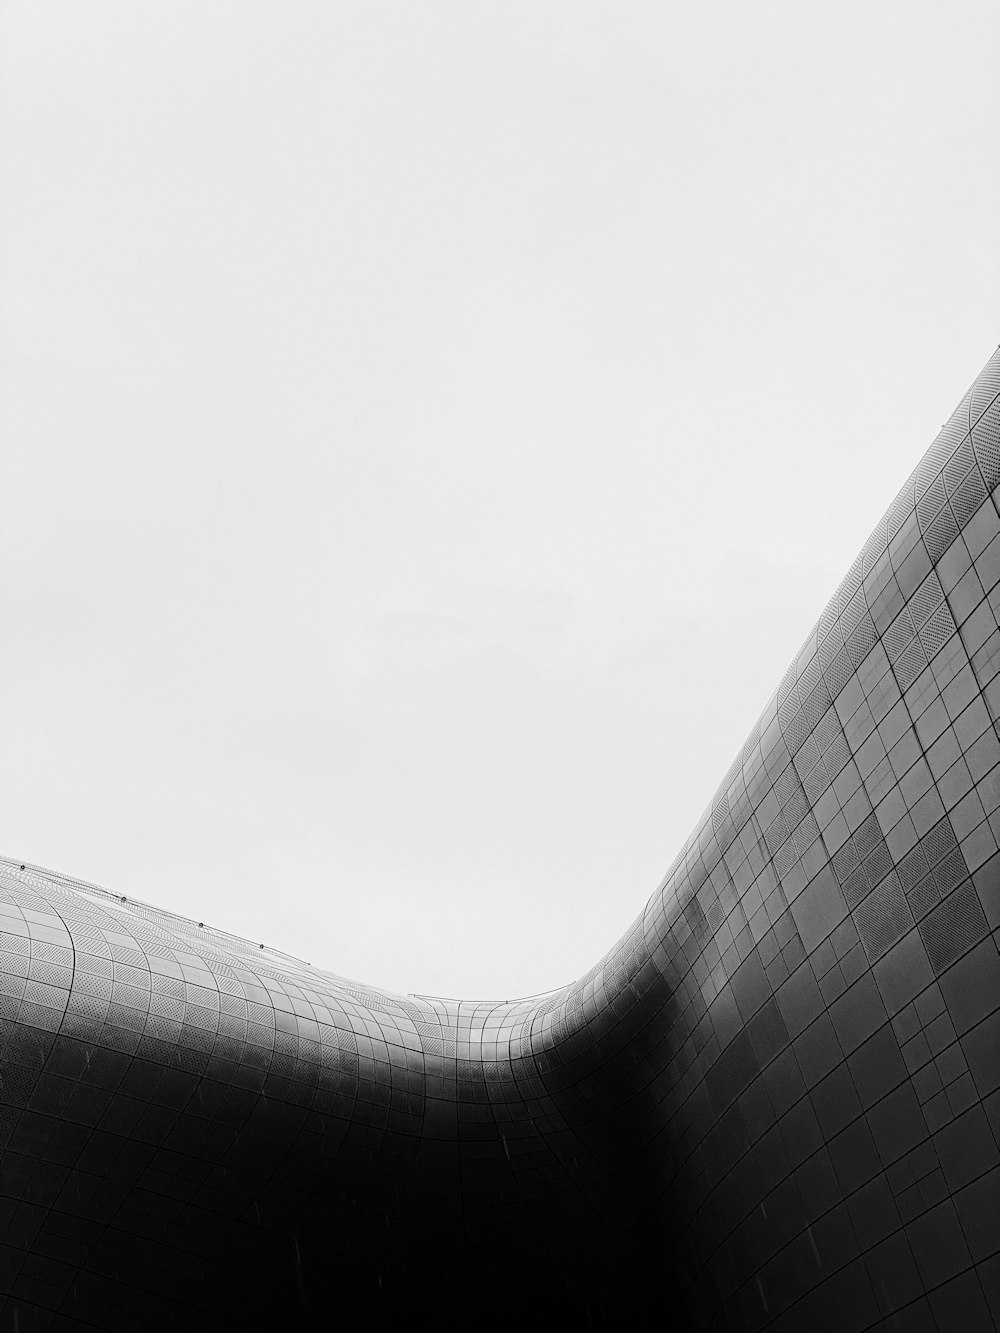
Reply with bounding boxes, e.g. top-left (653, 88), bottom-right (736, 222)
top-left (616, 344), bottom-right (1000, 1329)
